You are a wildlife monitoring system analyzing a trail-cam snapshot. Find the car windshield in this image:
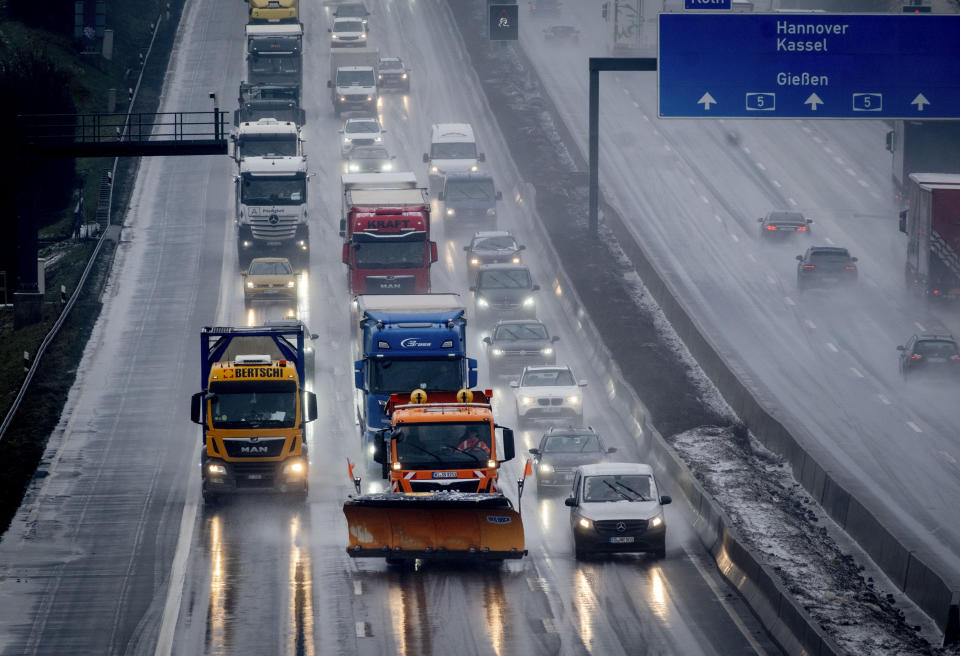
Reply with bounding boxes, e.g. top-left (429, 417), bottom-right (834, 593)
top-left (521, 369), bottom-right (575, 386)
top-left (209, 380), bottom-right (297, 429)
top-left (237, 135), bottom-right (298, 157)
top-left (472, 235), bottom-right (517, 251)
top-left (431, 142), bottom-right (477, 159)
top-left (346, 120), bottom-right (379, 134)
top-left (544, 434), bottom-right (600, 453)
top-left (768, 211), bottom-right (805, 224)
top-left (379, 60), bottom-right (402, 71)
top-left (240, 176), bottom-right (305, 205)
top-left (249, 260), bottom-right (293, 275)
top-left (583, 474), bottom-right (652, 502)
top-left (369, 358), bottom-right (462, 394)
top-left (353, 241), bottom-right (424, 268)
top-left (478, 269), bottom-right (532, 289)
top-left (444, 180), bottom-right (495, 201)
top-left (335, 20), bottom-right (363, 32)
top-left (351, 147), bottom-right (389, 160)
top-left (494, 323), bottom-right (547, 341)
top-left (337, 70), bottom-right (375, 86)
top-left (915, 340), bottom-right (959, 357)
top-left (808, 251), bottom-right (851, 263)
top-left (394, 422), bottom-right (490, 466)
